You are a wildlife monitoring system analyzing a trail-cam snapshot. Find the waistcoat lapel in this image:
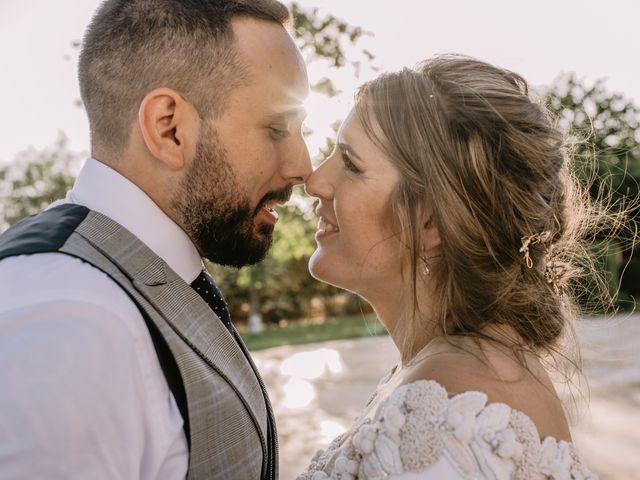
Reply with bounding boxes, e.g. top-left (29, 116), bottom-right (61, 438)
top-left (68, 210), bottom-right (269, 443)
